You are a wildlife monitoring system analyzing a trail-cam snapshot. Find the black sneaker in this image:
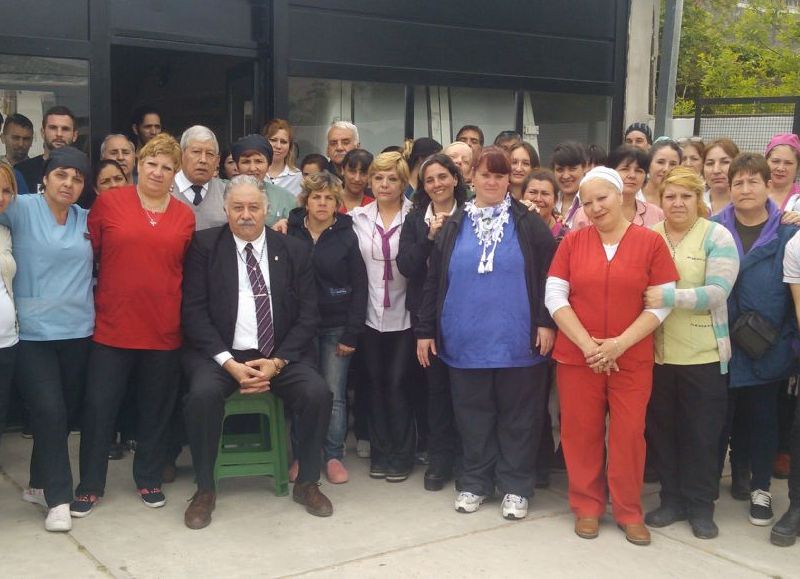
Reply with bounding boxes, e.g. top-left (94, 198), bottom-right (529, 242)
top-left (70, 494), bottom-right (99, 518)
top-left (369, 461), bottom-right (388, 479)
top-left (21, 427), bottom-right (33, 439)
top-left (771, 508), bottom-right (800, 546)
top-left (138, 487), bottom-right (166, 508)
top-left (749, 489), bottom-right (774, 526)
